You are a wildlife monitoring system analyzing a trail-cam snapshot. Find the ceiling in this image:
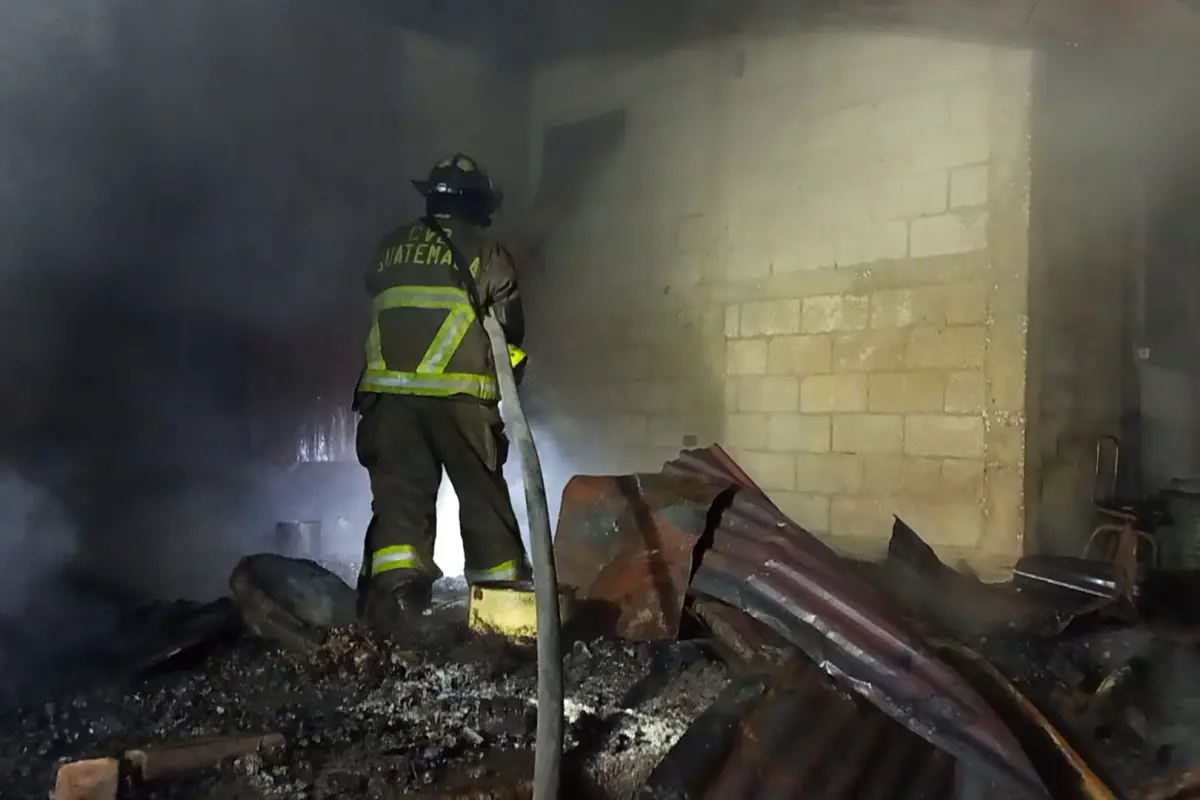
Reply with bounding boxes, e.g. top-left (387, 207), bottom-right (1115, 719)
top-left (363, 0), bottom-right (1200, 66)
